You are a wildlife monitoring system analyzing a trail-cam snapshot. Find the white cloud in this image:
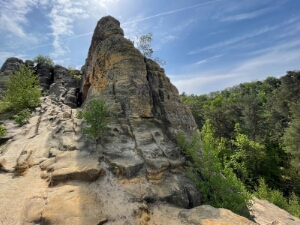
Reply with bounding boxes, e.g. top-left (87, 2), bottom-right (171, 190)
top-left (173, 38), bottom-right (300, 95)
top-left (172, 73), bottom-right (239, 95)
top-left (0, 0), bottom-right (38, 37)
top-left (188, 25), bottom-right (279, 54)
top-left (196, 54), bottom-right (223, 65)
top-left (221, 7), bottom-right (274, 21)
